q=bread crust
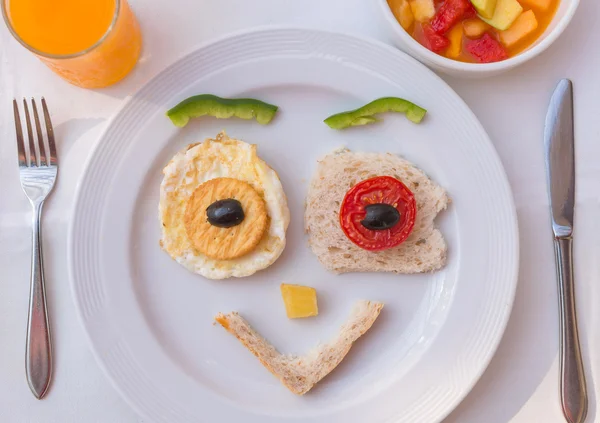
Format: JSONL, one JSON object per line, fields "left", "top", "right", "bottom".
{"left": 215, "top": 300, "right": 384, "bottom": 395}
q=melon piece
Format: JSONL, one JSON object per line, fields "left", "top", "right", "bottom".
{"left": 499, "top": 10, "right": 538, "bottom": 47}
{"left": 390, "top": 0, "right": 415, "bottom": 30}
{"left": 447, "top": 24, "right": 464, "bottom": 58}
{"left": 463, "top": 18, "right": 490, "bottom": 37}
{"left": 470, "top": 0, "right": 498, "bottom": 19}
{"left": 481, "top": 0, "right": 523, "bottom": 30}
{"left": 519, "top": 0, "right": 552, "bottom": 11}
{"left": 410, "top": 0, "right": 436, "bottom": 22}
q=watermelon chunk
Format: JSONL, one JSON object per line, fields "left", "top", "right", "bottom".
{"left": 466, "top": 33, "right": 508, "bottom": 62}
{"left": 431, "top": 0, "right": 477, "bottom": 35}
{"left": 422, "top": 24, "right": 450, "bottom": 53}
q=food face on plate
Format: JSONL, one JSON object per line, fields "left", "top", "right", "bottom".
{"left": 158, "top": 94, "right": 447, "bottom": 395}
{"left": 388, "top": 0, "right": 559, "bottom": 63}
{"left": 159, "top": 131, "right": 290, "bottom": 279}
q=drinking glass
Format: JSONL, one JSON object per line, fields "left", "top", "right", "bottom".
{"left": 2, "top": 0, "right": 142, "bottom": 88}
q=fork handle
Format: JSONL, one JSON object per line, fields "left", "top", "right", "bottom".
{"left": 25, "top": 201, "right": 52, "bottom": 399}
{"left": 555, "top": 236, "right": 587, "bottom": 423}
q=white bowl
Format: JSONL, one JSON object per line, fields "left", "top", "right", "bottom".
{"left": 378, "top": 0, "right": 580, "bottom": 77}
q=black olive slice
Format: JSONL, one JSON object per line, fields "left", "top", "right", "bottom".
{"left": 206, "top": 199, "right": 245, "bottom": 228}
{"left": 360, "top": 203, "right": 400, "bottom": 231}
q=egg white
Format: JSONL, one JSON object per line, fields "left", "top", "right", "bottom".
{"left": 159, "top": 132, "right": 290, "bottom": 279}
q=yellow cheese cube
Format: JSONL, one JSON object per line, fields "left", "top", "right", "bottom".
{"left": 280, "top": 284, "right": 318, "bottom": 319}
{"left": 447, "top": 24, "right": 464, "bottom": 58}
{"left": 500, "top": 10, "right": 538, "bottom": 47}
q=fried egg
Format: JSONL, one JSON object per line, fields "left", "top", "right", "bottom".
{"left": 159, "top": 131, "right": 290, "bottom": 279}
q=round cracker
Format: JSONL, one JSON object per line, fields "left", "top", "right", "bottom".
{"left": 184, "top": 178, "right": 268, "bottom": 260}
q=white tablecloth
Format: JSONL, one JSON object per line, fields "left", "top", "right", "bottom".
{"left": 1, "top": 1, "right": 599, "bottom": 422}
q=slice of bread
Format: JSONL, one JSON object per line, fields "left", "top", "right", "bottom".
{"left": 215, "top": 300, "right": 384, "bottom": 395}
{"left": 305, "top": 149, "right": 449, "bottom": 274}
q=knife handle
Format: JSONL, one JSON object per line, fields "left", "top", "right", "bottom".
{"left": 554, "top": 236, "right": 587, "bottom": 423}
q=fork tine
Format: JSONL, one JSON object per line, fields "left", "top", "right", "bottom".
{"left": 31, "top": 99, "right": 48, "bottom": 167}
{"left": 22, "top": 99, "right": 38, "bottom": 167}
{"left": 13, "top": 100, "right": 27, "bottom": 167}
{"left": 41, "top": 98, "right": 57, "bottom": 166}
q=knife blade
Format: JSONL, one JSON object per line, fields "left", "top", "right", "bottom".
{"left": 545, "top": 78, "right": 575, "bottom": 239}
{"left": 544, "top": 79, "right": 588, "bottom": 423}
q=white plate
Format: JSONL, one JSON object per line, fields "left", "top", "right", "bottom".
{"left": 69, "top": 28, "right": 519, "bottom": 423}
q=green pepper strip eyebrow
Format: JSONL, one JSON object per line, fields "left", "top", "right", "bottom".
{"left": 324, "top": 97, "right": 427, "bottom": 130}
{"left": 166, "top": 94, "right": 279, "bottom": 127}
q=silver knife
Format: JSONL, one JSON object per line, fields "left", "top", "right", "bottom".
{"left": 544, "top": 79, "right": 588, "bottom": 423}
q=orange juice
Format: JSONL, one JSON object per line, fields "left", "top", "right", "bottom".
{"left": 3, "top": 0, "right": 142, "bottom": 88}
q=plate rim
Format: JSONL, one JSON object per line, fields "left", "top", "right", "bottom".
{"left": 68, "top": 25, "right": 520, "bottom": 423}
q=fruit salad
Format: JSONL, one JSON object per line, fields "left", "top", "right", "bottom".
{"left": 388, "top": 0, "right": 559, "bottom": 63}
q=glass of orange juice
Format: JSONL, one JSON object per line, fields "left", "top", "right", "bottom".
{"left": 2, "top": 0, "right": 142, "bottom": 88}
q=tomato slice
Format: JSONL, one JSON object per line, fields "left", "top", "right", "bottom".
{"left": 340, "top": 176, "right": 417, "bottom": 251}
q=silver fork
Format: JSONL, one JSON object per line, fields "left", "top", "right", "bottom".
{"left": 13, "top": 98, "right": 57, "bottom": 399}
